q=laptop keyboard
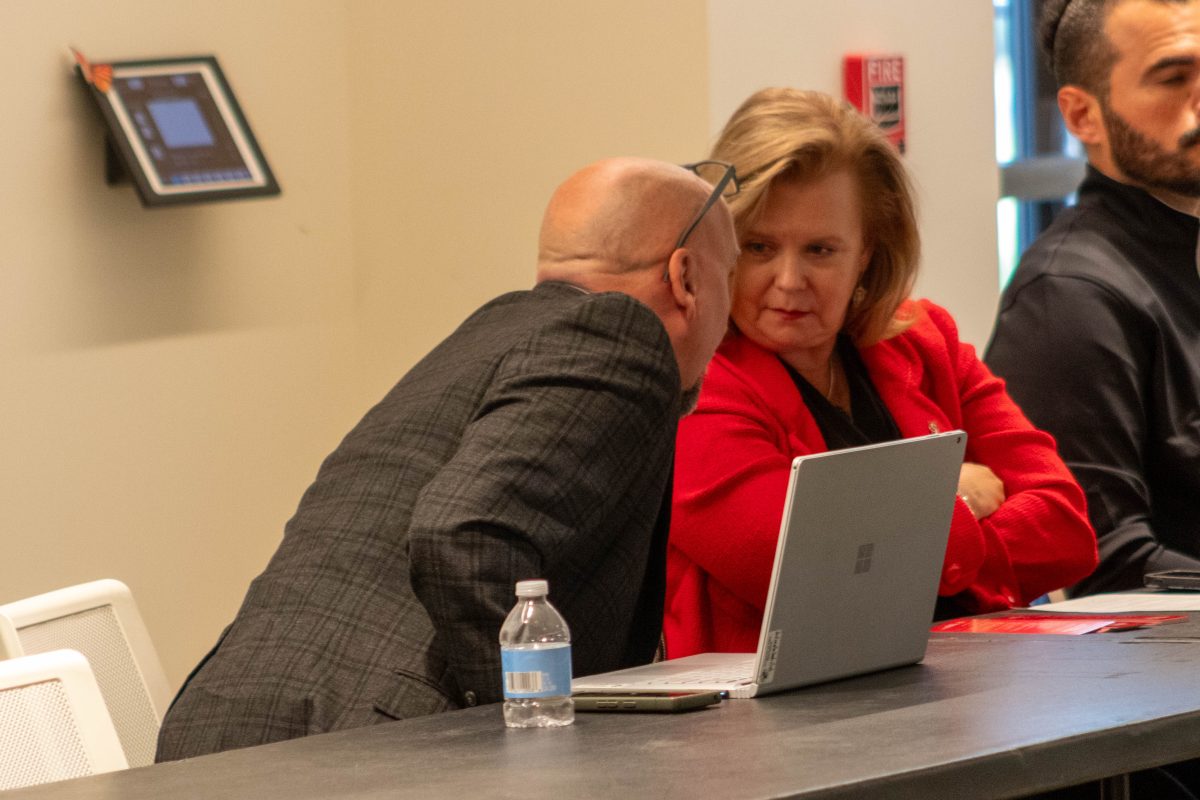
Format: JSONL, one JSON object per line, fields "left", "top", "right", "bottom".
{"left": 625, "top": 664, "right": 754, "bottom": 687}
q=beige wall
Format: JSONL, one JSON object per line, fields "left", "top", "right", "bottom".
{"left": 708, "top": 0, "right": 1001, "bottom": 348}
{"left": 346, "top": 0, "right": 711, "bottom": 403}
{"left": 0, "top": 0, "right": 361, "bottom": 687}
{"left": 0, "top": 1, "right": 997, "bottom": 693}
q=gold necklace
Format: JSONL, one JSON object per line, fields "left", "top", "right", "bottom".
{"left": 824, "top": 356, "right": 837, "bottom": 401}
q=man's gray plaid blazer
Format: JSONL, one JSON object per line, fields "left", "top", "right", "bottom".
{"left": 156, "top": 282, "right": 682, "bottom": 759}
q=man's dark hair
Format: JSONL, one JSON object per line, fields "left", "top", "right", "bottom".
{"left": 1040, "top": 0, "right": 1118, "bottom": 93}
{"left": 1040, "top": 0, "right": 1190, "bottom": 95}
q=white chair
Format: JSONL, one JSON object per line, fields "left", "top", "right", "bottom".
{"left": 0, "top": 614, "right": 19, "bottom": 662}
{"left": 0, "top": 649, "right": 127, "bottom": 791}
{"left": 0, "top": 580, "right": 170, "bottom": 768}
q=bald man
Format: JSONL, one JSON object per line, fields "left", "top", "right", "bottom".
{"left": 156, "top": 157, "right": 739, "bottom": 760}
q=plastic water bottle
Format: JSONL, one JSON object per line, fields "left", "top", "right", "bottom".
{"left": 499, "top": 579, "right": 574, "bottom": 727}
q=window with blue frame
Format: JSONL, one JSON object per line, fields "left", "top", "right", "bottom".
{"left": 994, "top": 0, "right": 1086, "bottom": 286}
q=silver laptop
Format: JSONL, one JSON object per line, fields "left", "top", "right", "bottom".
{"left": 572, "top": 431, "right": 966, "bottom": 699}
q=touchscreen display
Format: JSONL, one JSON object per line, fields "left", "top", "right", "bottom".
{"left": 80, "top": 55, "right": 279, "bottom": 206}
{"left": 115, "top": 72, "right": 254, "bottom": 188}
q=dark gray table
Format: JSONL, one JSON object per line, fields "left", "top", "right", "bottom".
{"left": 9, "top": 622, "right": 1200, "bottom": 799}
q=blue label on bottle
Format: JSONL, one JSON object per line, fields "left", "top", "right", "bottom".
{"left": 501, "top": 644, "right": 573, "bottom": 698}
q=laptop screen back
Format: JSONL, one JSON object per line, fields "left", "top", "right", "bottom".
{"left": 753, "top": 431, "right": 966, "bottom": 691}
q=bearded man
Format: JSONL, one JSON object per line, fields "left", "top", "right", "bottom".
{"left": 986, "top": 0, "right": 1200, "bottom": 596}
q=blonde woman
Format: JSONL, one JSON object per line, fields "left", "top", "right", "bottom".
{"left": 665, "top": 89, "right": 1097, "bottom": 658}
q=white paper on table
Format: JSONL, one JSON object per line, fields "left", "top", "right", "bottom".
{"left": 1036, "top": 592, "right": 1200, "bottom": 612}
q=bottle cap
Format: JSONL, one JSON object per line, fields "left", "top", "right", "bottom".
{"left": 515, "top": 579, "right": 548, "bottom": 597}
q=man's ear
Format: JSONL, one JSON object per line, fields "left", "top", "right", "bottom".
{"left": 1058, "top": 85, "right": 1105, "bottom": 145}
{"left": 665, "top": 248, "right": 698, "bottom": 320}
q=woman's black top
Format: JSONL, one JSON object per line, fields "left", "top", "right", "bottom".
{"left": 779, "top": 334, "right": 901, "bottom": 449}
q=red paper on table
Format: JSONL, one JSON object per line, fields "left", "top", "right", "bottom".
{"left": 1092, "top": 614, "right": 1186, "bottom": 632}
{"left": 931, "top": 613, "right": 1186, "bottom": 635}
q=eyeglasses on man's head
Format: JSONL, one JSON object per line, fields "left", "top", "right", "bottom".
{"left": 662, "top": 161, "right": 739, "bottom": 282}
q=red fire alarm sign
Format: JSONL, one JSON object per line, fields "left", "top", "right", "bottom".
{"left": 844, "top": 54, "right": 906, "bottom": 154}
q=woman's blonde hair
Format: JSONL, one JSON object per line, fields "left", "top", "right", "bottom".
{"left": 712, "top": 88, "right": 919, "bottom": 345}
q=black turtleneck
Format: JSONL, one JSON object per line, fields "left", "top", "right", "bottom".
{"left": 986, "top": 165, "right": 1200, "bottom": 596}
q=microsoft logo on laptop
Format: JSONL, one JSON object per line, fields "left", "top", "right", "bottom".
{"left": 854, "top": 543, "right": 875, "bottom": 575}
